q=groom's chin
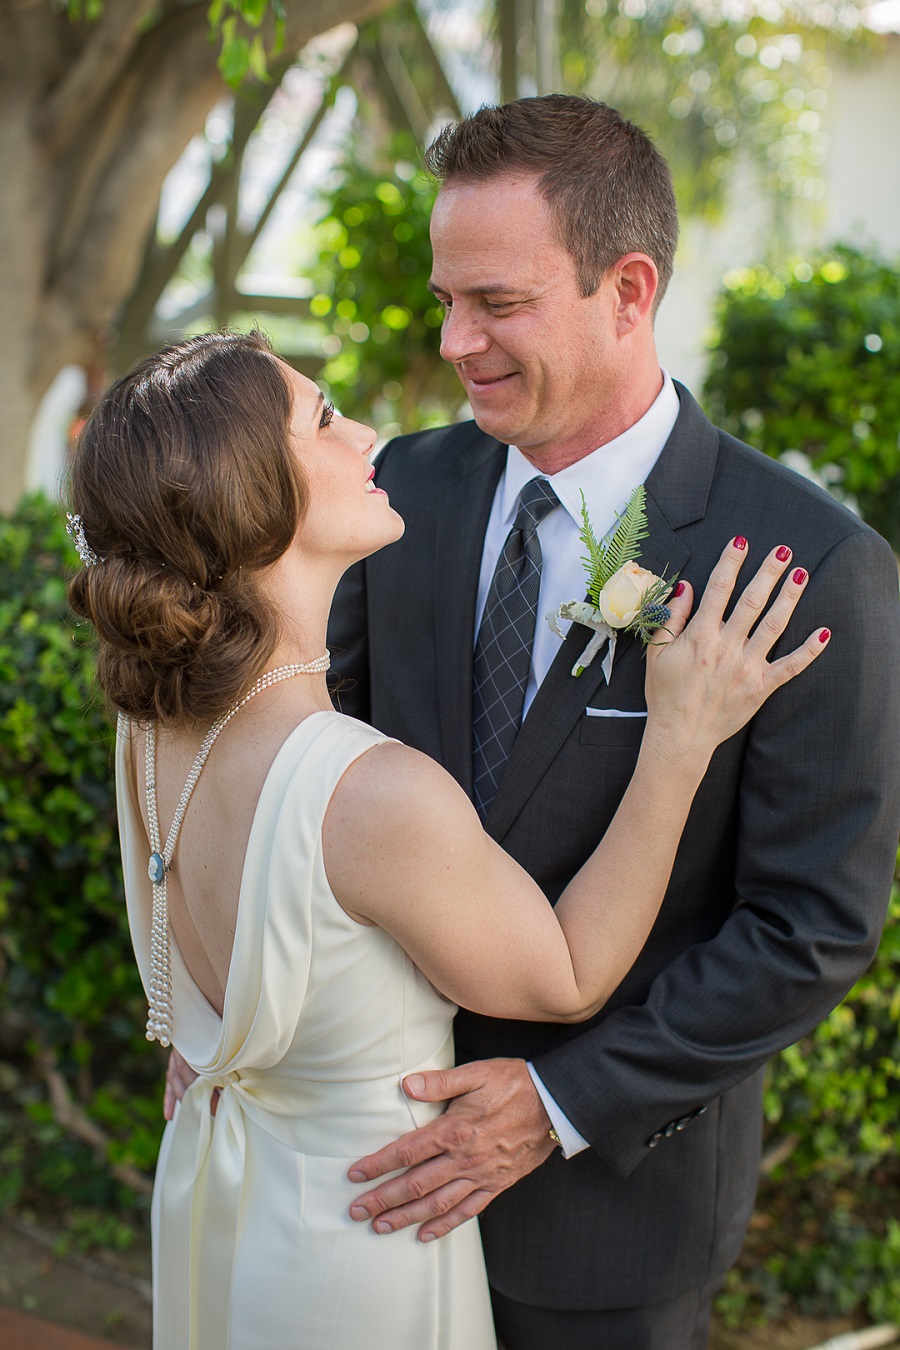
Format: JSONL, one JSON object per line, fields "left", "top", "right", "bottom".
{"left": 470, "top": 406, "right": 519, "bottom": 443}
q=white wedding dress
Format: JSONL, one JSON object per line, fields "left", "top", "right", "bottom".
{"left": 117, "top": 710, "right": 497, "bottom": 1350}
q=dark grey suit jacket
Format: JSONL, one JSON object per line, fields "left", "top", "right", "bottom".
{"left": 328, "top": 384, "right": 900, "bottom": 1310}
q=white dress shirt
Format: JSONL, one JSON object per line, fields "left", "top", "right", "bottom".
{"left": 473, "top": 371, "right": 680, "bottom": 1155}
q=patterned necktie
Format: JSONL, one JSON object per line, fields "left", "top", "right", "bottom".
{"left": 472, "top": 477, "right": 560, "bottom": 820}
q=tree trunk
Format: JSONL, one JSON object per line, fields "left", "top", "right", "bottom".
{"left": 0, "top": 0, "right": 394, "bottom": 512}
{"left": 0, "top": 62, "right": 55, "bottom": 510}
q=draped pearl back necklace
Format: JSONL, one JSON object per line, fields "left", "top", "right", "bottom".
{"left": 142, "top": 656, "right": 330, "bottom": 1046}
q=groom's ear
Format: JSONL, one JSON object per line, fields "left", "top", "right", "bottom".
{"left": 612, "top": 253, "right": 658, "bottom": 336}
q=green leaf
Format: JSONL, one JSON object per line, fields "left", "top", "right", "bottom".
{"left": 578, "top": 490, "right": 610, "bottom": 606}
{"left": 248, "top": 33, "right": 269, "bottom": 82}
{"left": 578, "top": 485, "right": 650, "bottom": 604}
{"left": 219, "top": 33, "right": 251, "bottom": 86}
{"left": 604, "top": 485, "right": 650, "bottom": 577}
{"left": 238, "top": 0, "right": 268, "bottom": 26}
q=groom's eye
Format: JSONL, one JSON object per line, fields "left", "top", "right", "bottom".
{"left": 319, "top": 401, "right": 335, "bottom": 429}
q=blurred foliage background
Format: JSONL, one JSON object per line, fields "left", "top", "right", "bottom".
{"left": 2, "top": 0, "right": 899, "bottom": 1336}
{"left": 706, "top": 243, "right": 900, "bottom": 550}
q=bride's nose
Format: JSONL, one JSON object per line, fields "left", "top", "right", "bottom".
{"left": 350, "top": 420, "right": 378, "bottom": 458}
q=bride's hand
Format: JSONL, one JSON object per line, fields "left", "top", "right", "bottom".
{"left": 643, "top": 538, "right": 830, "bottom": 762}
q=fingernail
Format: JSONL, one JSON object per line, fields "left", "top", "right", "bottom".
{"left": 420, "top": 1233, "right": 436, "bottom": 1244}
{"left": 348, "top": 1171, "right": 365, "bottom": 1183}
{"left": 404, "top": 1075, "right": 425, "bottom": 1097}
{"left": 819, "top": 628, "right": 831, "bottom": 644}
{"left": 374, "top": 1220, "right": 391, "bottom": 1234}
{"left": 776, "top": 546, "right": 791, "bottom": 562}
{"left": 350, "top": 1204, "right": 368, "bottom": 1219}
{"left": 793, "top": 568, "right": 807, "bottom": 585}
{"left": 733, "top": 536, "right": 747, "bottom": 551}
{"left": 673, "top": 581, "right": 686, "bottom": 598}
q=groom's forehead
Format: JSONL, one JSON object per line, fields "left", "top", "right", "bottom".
{"left": 428, "top": 181, "right": 567, "bottom": 279}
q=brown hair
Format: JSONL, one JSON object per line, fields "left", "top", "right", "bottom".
{"left": 66, "top": 330, "right": 305, "bottom": 727}
{"left": 424, "top": 94, "right": 679, "bottom": 306}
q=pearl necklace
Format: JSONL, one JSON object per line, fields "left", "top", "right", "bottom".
{"left": 143, "top": 656, "right": 330, "bottom": 1046}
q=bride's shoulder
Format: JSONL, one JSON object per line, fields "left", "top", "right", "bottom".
{"left": 323, "top": 736, "right": 484, "bottom": 923}
{"left": 325, "top": 734, "right": 477, "bottom": 854}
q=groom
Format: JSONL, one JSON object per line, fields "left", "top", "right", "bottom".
{"left": 327, "top": 96, "right": 900, "bottom": 1348}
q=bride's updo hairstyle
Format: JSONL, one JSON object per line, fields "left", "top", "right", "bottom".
{"left": 67, "top": 330, "right": 306, "bottom": 727}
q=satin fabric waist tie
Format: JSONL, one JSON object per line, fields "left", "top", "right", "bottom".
{"left": 153, "top": 1038, "right": 454, "bottom": 1350}
{"left": 156, "top": 1073, "right": 253, "bottom": 1350}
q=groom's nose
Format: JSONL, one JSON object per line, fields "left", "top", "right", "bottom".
{"left": 439, "top": 303, "right": 491, "bottom": 364}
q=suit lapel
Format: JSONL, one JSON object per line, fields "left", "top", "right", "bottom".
{"left": 485, "top": 383, "right": 720, "bottom": 842}
{"left": 433, "top": 432, "right": 506, "bottom": 795}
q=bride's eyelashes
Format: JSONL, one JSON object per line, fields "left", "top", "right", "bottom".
{"left": 320, "top": 400, "right": 335, "bottom": 429}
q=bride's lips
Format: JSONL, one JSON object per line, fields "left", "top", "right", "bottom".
{"left": 365, "top": 466, "right": 387, "bottom": 498}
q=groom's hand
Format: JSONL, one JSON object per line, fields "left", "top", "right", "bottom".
{"left": 163, "top": 1048, "right": 220, "bottom": 1119}
{"left": 347, "top": 1057, "right": 557, "bottom": 1241}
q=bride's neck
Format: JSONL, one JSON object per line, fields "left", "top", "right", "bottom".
{"left": 258, "top": 546, "right": 337, "bottom": 704}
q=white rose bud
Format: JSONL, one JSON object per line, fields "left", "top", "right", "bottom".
{"left": 597, "top": 561, "right": 667, "bottom": 629}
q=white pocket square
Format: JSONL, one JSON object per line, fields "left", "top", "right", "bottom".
{"left": 585, "top": 708, "right": 648, "bottom": 718}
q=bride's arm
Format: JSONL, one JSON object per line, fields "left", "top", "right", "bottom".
{"left": 324, "top": 541, "right": 829, "bottom": 1023}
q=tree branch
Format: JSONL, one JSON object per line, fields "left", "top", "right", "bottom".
{"left": 48, "top": 0, "right": 396, "bottom": 340}
{"left": 115, "top": 73, "right": 283, "bottom": 364}
{"left": 376, "top": 30, "right": 432, "bottom": 143}
{"left": 404, "top": 0, "right": 462, "bottom": 118}
{"left": 39, "top": 0, "right": 171, "bottom": 158}
{"left": 234, "top": 40, "right": 358, "bottom": 271}
{"left": 37, "top": 1047, "right": 154, "bottom": 1199}
{"left": 759, "top": 1131, "right": 800, "bottom": 1177}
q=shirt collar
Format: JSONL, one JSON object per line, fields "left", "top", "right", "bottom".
{"left": 498, "top": 370, "right": 680, "bottom": 529}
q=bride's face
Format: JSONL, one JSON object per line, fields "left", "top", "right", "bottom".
{"left": 280, "top": 362, "right": 404, "bottom": 564}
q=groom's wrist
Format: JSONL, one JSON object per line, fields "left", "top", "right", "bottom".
{"left": 526, "top": 1063, "right": 590, "bottom": 1158}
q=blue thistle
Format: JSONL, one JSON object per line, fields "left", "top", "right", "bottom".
{"left": 630, "top": 589, "right": 674, "bottom": 645}
{"left": 641, "top": 601, "right": 671, "bottom": 629}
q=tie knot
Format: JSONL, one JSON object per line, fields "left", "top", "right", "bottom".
{"left": 514, "top": 477, "right": 559, "bottom": 533}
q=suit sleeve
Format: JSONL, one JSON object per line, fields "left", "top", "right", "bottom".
{"left": 532, "top": 525, "right": 900, "bottom": 1176}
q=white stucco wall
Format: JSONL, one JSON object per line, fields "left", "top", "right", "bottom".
{"left": 657, "top": 32, "right": 900, "bottom": 397}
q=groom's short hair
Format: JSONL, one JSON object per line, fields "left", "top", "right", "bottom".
{"left": 424, "top": 94, "right": 679, "bottom": 307}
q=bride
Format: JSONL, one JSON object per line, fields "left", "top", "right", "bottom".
{"left": 66, "top": 330, "right": 827, "bottom": 1350}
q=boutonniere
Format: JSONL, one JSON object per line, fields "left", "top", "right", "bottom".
{"left": 546, "top": 485, "right": 674, "bottom": 683}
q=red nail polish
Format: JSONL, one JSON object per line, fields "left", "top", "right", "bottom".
{"left": 776, "top": 546, "right": 791, "bottom": 562}
{"left": 819, "top": 628, "right": 831, "bottom": 644}
{"left": 733, "top": 536, "right": 747, "bottom": 551}
{"left": 673, "top": 581, "right": 685, "bottom": 598}
{"left": 793, "top": 568, "right": 807, "bottom": 585}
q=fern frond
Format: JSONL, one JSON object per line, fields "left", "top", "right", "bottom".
{"left": 604, "top": 485, "right": 650, "bottom": 577}
{"left": 578, "top": 490, "right": 609, "bottom": 605}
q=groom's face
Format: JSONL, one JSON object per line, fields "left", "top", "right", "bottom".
{"left": 429, "top": 173, "right": 627, "bottom": 468}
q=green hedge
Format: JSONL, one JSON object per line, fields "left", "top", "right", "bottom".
{"left": 704, "top": 243, "right": 900, "bottom": 1322}
{"left": 719, "top": 864, "right": 900, "bottom": 1327}
{"left": 704, "top": 242, "right": 900, "bottom": 550}
{"left": 0, "top": 494, "right": 162, "bottom": 1241}
{"left": 1, "top": 493, "right": 898, "bottom": 1322}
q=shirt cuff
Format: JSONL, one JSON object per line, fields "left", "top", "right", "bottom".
{"left": 526, "top": 1062, "right": 590, "bottom": 1158}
